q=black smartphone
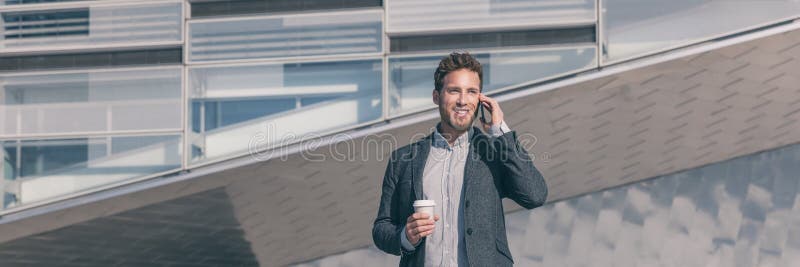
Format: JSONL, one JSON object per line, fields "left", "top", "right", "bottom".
{"left": 479, "top": 101, "right": 491, "bottom": 124}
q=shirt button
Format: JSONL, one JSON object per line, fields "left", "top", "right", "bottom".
{"left": 465, "top": 200, "right": 470, "bottom": 208}
{"left": 467, "top": 228, "right": 473, "bottom": 235}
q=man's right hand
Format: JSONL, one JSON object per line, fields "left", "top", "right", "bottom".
{"left": 405, "top": 213, "right": 439, "bottom": 246}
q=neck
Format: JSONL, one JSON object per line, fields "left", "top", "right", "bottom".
{"left": 437, "top": 122, "right": 468, "bottom": 146}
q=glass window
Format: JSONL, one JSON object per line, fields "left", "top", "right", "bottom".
{"left": 389, "top": 47, "right": 597, "bottom": 115}
{"left": 300, "top": 96, "right": 336, "bottom": 107}
{"left": 190, "top": 0, "right": 382, "bottom": 18}
{"left": 3, "top": 134, "right": 182, "bottom": 207}
{"left": 0, "top": 67, "right": 182, "bottom": 137}
{"left": 0, "top": 48, "right": 182, "bottom": 72}
{"left": 390, "top": 27, "right": 595, "bottom": 53}
{"left": 2, "top": 9, "right": 90, "bottom": 39}
{"left": 386, "top": 0, "right": 596, "bottom": 35}
{"left": 188, "top": 10, "right": 382, "bottom": 63}
{"left": 1, "top": 0, "right": 93, "bottom": 5}
{"left": 0, "top": 1, "right": 182, "bottom": 53}
{"left": 603, "top": 0, "right": 800, "bottom": 63}
{"left": 188, "top": 59, "right": 382, "bottom": 164}
{"left": 193, "top": 99, "right": 297, "bottom": 132}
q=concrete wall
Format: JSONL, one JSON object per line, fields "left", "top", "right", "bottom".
{"left": 297, "top": 141, "right": 800, "bottom": 266}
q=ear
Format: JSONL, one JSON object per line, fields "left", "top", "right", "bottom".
{"left": 432, "top": 89, "right": 440, "bottom": 105}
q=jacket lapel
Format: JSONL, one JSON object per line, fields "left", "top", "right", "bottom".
{"left": 463, "top": 127, "right": 483, "bottom": 195}
{"left": 411, "top": 134, "right": 432, "bottom": 201}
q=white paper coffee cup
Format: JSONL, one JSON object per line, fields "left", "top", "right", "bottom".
{"left": 413, "top": 200, "right": 436, "bottom": 220}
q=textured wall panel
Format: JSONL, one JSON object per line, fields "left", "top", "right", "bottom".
{"left": 297, "top": 140, "right": 800, "bottom": 267}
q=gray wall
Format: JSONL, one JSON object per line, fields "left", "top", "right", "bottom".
{"left": 297, "top": 142, "right": 800, "bottom": 266}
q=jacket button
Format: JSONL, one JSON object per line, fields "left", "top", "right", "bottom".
{"left": 466, "top": 228, "right": 473, "bottom": 235}
{"left": 465, "top": 200, "right": 470, "bottom": 208}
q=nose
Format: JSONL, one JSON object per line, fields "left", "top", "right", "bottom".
{"left": 456, "top": 93, "right": 465, "bottom": 105}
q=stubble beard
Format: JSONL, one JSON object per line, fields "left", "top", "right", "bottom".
{"left": 439, "top": 104, "right": 477, "bottom": 132}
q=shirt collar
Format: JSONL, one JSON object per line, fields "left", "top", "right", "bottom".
{"left": 432, "top": 123, "right": 472, "bottom": 149}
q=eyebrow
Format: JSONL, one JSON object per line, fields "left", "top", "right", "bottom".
{"left": 445, "top": 86, "right": 479, "bottom": 91}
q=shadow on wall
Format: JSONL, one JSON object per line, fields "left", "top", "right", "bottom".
{"left": 0, "top": 188, "right": 259, "bottom": 267}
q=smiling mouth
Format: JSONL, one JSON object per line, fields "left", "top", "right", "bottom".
{"left": 454, "top": 108, "right": 470, "bottom": 117}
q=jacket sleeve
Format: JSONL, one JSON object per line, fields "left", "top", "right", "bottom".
{"left": 492, "top": 130, "right": 548, "bottom": 209}
{"left": 372, "top": 150, "right": 405, "bottom": 255}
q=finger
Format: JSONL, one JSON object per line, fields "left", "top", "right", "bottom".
{"left": 415, "top": 213, "right": 431, "bottom": 220}
{"left": 482, "top": 101, "right": 493, "bottom": 112}
{"left": 481, "top": 104, "right": 491, "bottom": 114}
{"left": 434, "top": 215, "right": 440, "bottom": 221}
{"left": 492, "top": 100, "right": 500, "bottom": 114}
{"left": 479, "top": 95, "right": 490, "bottom": 106}
{"left": 412, "top": 224, "right": 430, "bottom": 233}
{"left": 487, "top": 101, "right": 498, "bottom": 111}
{"left": 415, "top": 226, "right": 429, "bottom": 235}
{"left": 416, "top": 219, "right": 434, "bottom": 226}
{"left": 414, "top": 225, "right": 434, "bottom": 234}
{"left": 408, "top": 219, "right": 431, "bottom": 229}
{"left": 414, "top": 228, "right": 433, "bottom": 236}
{"left": 484, "top": 97, "right": 499, "bottom": 108}
{"left": 406, "top": 230, "right": 416, "bottom": 243}
{"left": 409, "top": 213, "right": 429, "bottom": 222}
{"left": 418, "top": 229, "right": 434, "bottom": 237}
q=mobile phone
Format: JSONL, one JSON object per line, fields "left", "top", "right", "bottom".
{"left": 479, "top": 101, "right": 491, "bottom": 124}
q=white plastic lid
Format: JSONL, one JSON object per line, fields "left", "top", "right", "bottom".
{"left": 413, "top": 199, "right": 436, "bottom": 207}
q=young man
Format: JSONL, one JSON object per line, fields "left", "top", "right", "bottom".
{"left": 372, "top": 52, "right": 548, "bottom": 266}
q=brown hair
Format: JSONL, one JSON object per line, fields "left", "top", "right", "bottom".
{"left": 434, "top": 52, "right": 483, "bottom": 92}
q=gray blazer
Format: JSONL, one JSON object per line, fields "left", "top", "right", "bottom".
{"left": 372, "top": 126, "right": 548, "bottom": 266}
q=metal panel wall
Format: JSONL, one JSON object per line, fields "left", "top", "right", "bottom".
{"left": 295, "top": 141, "right": 800, "bottom": 267}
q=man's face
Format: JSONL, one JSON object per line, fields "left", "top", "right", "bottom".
{"left": 433, "top": 69, "right": 481, "bottom": 132}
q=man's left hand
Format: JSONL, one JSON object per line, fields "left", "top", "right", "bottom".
{"left": 478, "top": 94, "right": 504, "bottom": 132}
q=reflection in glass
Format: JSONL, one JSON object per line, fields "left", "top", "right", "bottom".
{"left": 190, "top": 0, "right": 382, "bottom": 18}
{"left": 386, "top": 0, "right": 595, "bottom": 34}
{"left": 188, "top": 10, "right": 382, "bottom": 63}
{"left": 388, "top": 47, "right": 597, "bottom": 115}
{"left": 0, "top": 48, "right": 183, "bottom": 72}
{"left": 603, "top": 0, "right": 800, "bottom": 62}
{"left": 188, "top": 59, "right": 382, "bottom": 164}
{"left": 0, "top": 67, "right": 182, "bottom": 137}
{"left": 1, "top": 135, "right": 182, "bottom": 208}
{"left": 1, "top": 0, "right": 88, "bottom": 5}
{"left": 0, "top": 2, "right": 182, "bottom": 51}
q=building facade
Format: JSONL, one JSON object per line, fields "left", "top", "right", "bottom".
{"left": 1, "top": 0, "right": 800, "bottom": 266}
